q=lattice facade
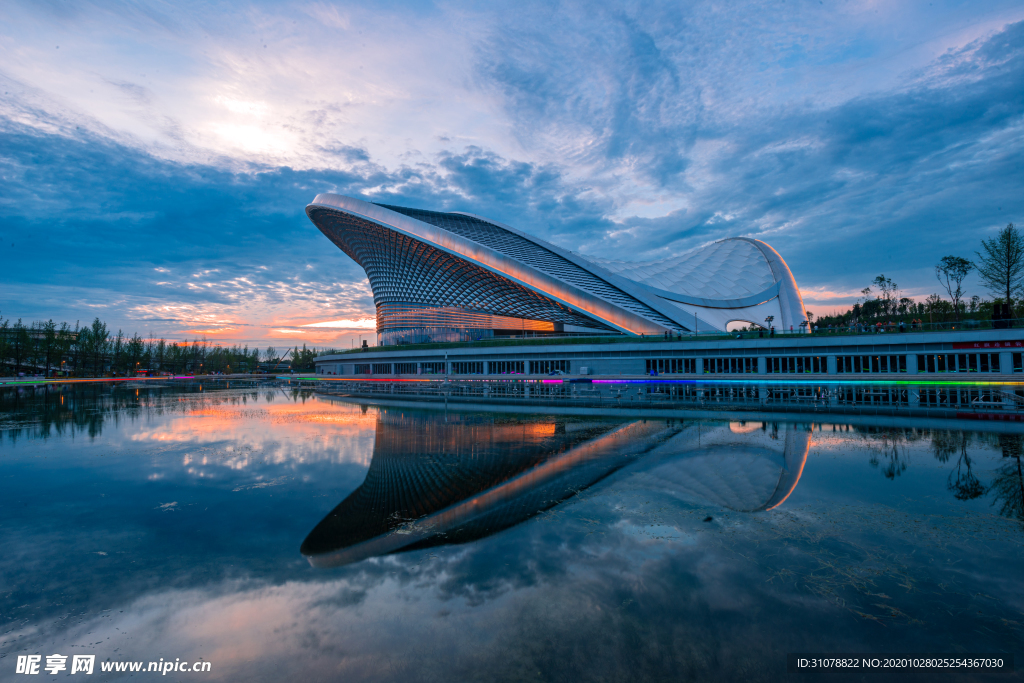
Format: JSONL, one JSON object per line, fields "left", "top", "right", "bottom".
{"left": 306, "top": 194, "right": 809, "bottom": 342}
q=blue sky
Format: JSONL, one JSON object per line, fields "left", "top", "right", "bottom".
{"left": 1, "top": 0, "right": 1022, "bottom": 347}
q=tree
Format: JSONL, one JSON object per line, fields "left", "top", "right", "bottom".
{"left": 935, "top": 256, "right": 973, "bottom": 322}
{"left": 90, "top": 317, "right": 109, "bottom": 376}
{"left": 925, "top": 293, "right": 942, "bottom": 324}
{"left": 975, "top": 223, "right": 1024, "bottom": 313}
{"left": 55, "top": 322, "right": 74, "bottom": 375}
{"left": 0, "top": 315, "right": 10, "bottom": 375}
{"left": 12, "top": 320, "right": 29, "bottom": 374}
{"left": 872, "top": 275, "right": 898, "bottom": 317}
{"left": 113, "top": 330, "right": 129, "bottom": 375}
{"left": 291, "top": 344, "right": 320, "bottom": 370}
{"left": 40, "top": 320, "right": 57, "bottom": 376}
{"left": 126, "top": 333, "right": 145, "bottom": 373}
{"left": 991, "top": 435, "right": 1024, "bottom": 523}
{"left": 155, "top": 339, "right": 167, "bottom": 372}
{"left": 74, "top": 324, "right": 90, "bottom": 377}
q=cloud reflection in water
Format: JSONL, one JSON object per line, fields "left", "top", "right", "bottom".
{"left": 3, "top": 389, "right": 1023, "bottom": 682}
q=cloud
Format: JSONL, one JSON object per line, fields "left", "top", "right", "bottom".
{"left": 1, "top": 1, "right": 1023, "bottom": 338}
{"left": 555, "top": 18, "right": 1024, "bottom": 300}
{"left": 301, "top": 319, "right": 376, "bottom": 329}
{"left": 0, "top": 119, "right": 615, "bottom": 344}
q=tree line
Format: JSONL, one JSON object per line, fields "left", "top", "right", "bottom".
{"left": 813, "top": 223, "right": 1022, "bottom": 327}
{"left": 0, "top": 316, "right": 340, "bottom": 377}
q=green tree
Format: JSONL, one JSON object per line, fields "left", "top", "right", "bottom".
{"left": 90, "top": 318, "right": 109, "bottom": 376}
{"left": 991, "top": 435, "right": 1024, "bottom": 523}
{"left": 975, "top": 223, "right": 1024, "bottom": 313}
{"left": 167, "top": 341, "right": 181, "bottom": 374}
{"left": 935, "top": 256, "right": 973, "bottom": 322}
{"left": 0, "top": 315, "right": 10, "bottom": 375}
{"left": 55, "top": 322, "right": 74, "bottom": 375}
{"left": 155, "top": 339, "right": 167, "bottom": 373}
{"left": 925, "top": 293, "right": 943, "bottom": 324}
{"left": 74, "top": 324, "right": 90, "bottom": 377}
{"left": 40, "top": 320, "right": 57, "bottom": 376}
{"left": 126, "top": 333, "right": 145, "bottom": 374}
{"left": 871, "top": 275, "right": 899, "bottom": 317}
{"left": 12, "top": 320, "right": 29, "bottom": 375}
{"left": 111, "top": 330, "right": 126, "bottom": 375}
{"left": 290, "top": 344, "right": 319, "bottom": 371}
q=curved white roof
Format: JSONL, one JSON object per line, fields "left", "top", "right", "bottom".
{"left": 591, "top": 239, "right": 775, "bottom": 301}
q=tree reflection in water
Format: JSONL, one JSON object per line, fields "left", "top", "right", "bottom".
{"left": 937, "top": 432, "right": 986, "bottom": 501}
{"left": 861, "top": 427, "right": 918, "bottom": 479}
{"left": 991, "top": 434, "right": 1024, "bottom": 523}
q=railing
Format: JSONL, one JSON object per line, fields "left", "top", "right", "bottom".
{"left": 314, "top": 380, "right": 1024, "bottom": 415}
{"left": 810, "top": 318, "right": 1020, "bottom": 335}
{"left": 319, "top": 318, "right": 1024, "bottom": 357}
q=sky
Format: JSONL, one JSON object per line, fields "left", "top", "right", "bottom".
{"left": 1, "top": 0, "right": 1022, "bottom": 349}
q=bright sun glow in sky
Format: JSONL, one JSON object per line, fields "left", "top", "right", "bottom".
{"left": 1, "top": 0, "right": 1022, "bottom": 347}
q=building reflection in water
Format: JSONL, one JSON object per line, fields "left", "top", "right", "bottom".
{"left": 626, "top": 420, "right": 809, "bottom": 513}
{"left": 301, "top": 411, "right": 809, "bottom": 567}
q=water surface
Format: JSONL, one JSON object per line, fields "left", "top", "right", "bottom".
{"left": 1, "top": 384, "right": 1022, "bottom": 681}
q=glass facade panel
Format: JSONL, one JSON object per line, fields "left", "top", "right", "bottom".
{"left": 490, "top": 360, "right": 525, "bottom": 374}
{"left": 451, "top": 361, "right": 484, "bottom": 374}
{"left": 701, "top": 357, "right": 757, "bottom": 374}
{"left": 530, "top": 360, "right": 569, "bottom": 375}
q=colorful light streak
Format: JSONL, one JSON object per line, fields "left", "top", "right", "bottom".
{"left": 7, "top": 375, "right": 1024, "bottom": 388}
{"left": 291, "top": 376, "right": 1024, "bottom": 387}
{"left": 1, "top": 376, "right": 205, "bottom": 386}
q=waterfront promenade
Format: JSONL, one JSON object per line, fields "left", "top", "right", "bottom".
{"left": 0, "top": 373, "right": 279, "bottom": 387}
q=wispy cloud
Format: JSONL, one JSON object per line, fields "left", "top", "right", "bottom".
{"left": 1, "top": 1, "right": 1022, "bottom": 343}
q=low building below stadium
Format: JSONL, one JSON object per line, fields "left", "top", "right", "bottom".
{"left": 313, "top": 329, "right": 1024, "bottom": 380}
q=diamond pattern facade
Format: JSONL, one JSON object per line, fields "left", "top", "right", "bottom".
{"left": 306, "top": 194, "right": 808, "bottom": 342}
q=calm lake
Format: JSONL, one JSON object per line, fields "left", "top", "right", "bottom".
{"left": 1, "top": 384, "right": 1022, "bottom": 682}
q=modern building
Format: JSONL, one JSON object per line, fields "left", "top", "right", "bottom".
{"left": 311, "top": 328, "right": 1024, "bottom": 379}
{"left": 306, "top": 193, "right": 809, "bottom": 346}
